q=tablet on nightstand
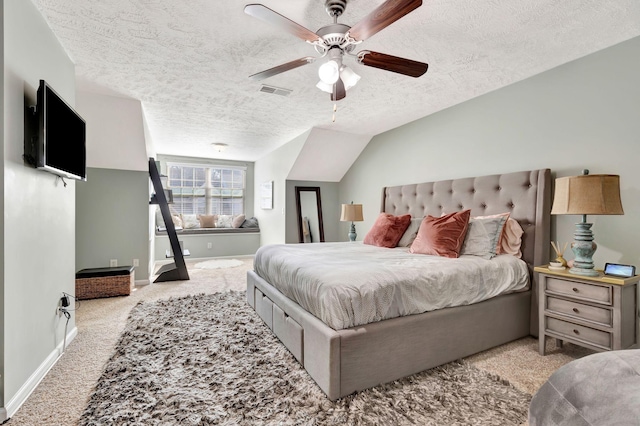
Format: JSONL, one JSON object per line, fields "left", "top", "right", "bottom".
{"left": 604, "top": 263, "right": 636, "bottom": 278}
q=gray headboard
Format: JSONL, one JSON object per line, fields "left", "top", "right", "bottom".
{"left": 381, "top": 169, "right": 551, "bottom": 335}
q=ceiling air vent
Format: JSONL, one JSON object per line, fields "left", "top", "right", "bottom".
{"left": 259, "top": 84, "right": 292, "bottom": 97}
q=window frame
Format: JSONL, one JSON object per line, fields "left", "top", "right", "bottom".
{"left": 166, "top": 162, "right": 246, "bottom": 216}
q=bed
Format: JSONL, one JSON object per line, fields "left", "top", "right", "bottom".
{"left": 247, "top": 168, "right": 551, "bottom": 400}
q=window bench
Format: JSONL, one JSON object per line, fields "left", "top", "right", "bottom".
{"left": 154, "top": 228, "right": 260, "bottom": 260}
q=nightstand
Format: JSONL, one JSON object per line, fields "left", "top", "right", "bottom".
{"left": 535, "top": 265, "right": 639, "bottom": 355}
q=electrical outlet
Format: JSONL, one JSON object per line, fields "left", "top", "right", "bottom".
{"left": 207, "top": 242, "right": 212, "bottom": 249}
{"left": 110, "top": 259, "right": 118, "bottom": 267}
{"left": 58, "top": 295, "right": 70, "bottom": 316}
{"left": 133, "top": 259, "right": 139, "bottom": 267}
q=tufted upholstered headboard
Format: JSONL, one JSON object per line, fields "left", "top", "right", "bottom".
{"left": 381, "top": 169, "right": 551, "bottom": 335}
{"left": 381, "top": 169, "right": 551, "bottom": 271}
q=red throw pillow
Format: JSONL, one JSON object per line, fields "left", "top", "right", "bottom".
{"left": 410, "top": 210, "right": 471, "bottom": 258}
{"left": 363, "top": 213, "right": 412, "bottom": 248}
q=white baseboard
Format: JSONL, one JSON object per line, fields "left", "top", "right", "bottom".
{"left": 135, "top": 279, "right": 150, "bottom": 286}
{"left": 0, "top": 326, "right": 78, "bottom": 422}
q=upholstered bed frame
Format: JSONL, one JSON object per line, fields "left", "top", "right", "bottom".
{"left": 247, "top": 168, "right": 551, "bottom": 400}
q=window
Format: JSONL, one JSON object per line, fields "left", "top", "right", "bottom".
{"left": 167, "top": 163, "right": 245, "bottom": 216}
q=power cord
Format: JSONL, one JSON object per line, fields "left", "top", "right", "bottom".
{"left": 61, "top": 308, "right": 71, "bottom": 354}
{"left": 58, "top": 292, "right": 79, "bottom": 354}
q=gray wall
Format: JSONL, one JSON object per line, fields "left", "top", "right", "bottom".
{"left": 340, "top": 36, "right": 640, "bottom": 268}
{"left": 1, "top": 0, "right": 76, "bottom": 416}
{"left": 285, "top": 180, "right": 340, "bottom": 243}
{"left": 0, "top": 1, "right": 5, "bottom": 413}
{"left": 76, "top": 168, "right": 150, "bottom": 280}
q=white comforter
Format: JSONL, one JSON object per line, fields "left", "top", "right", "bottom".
{"left": 254, "top": 242, "right": 529, "bottom": 330}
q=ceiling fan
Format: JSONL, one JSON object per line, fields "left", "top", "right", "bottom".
{"left": 245, "top": 0, "right": 428, "bottom": 101}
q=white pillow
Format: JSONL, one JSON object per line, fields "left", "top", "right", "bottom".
{"left": 397, "top": 217, "right": 423, "bottom": 247}
{"left": 460, "top": 215, "right": 509, "bottom": 259}
{"left": 180, "top": 214, "right": 200, "bottom": 229}
{"left": 217, "top": 214, "right": 234, "bottom": 228}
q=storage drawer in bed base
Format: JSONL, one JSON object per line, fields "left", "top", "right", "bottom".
{"left": 273, "top": 304, "right": 304, "bottom": 363}
{"left": 248, "top": 280, "right": 305, "bottom": 365}
{"left": 254, "top": 287, "right": 273, "bottom": 329}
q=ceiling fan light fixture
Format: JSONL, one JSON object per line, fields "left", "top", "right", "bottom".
{"left": 318, "top": 59, "right": 340, "bottom": 84}
{"left": 316, "top": 80, "right": 334, "bottom": 93}
{"left": 340, "top": 65, "right": 360, "bottom": 90}
{"left": 246, "top": 1, "right": 428, "bottom": 104}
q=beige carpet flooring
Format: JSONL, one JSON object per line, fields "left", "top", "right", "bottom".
{"left": 7, "top": 257, "right": 594, "bottom": 425}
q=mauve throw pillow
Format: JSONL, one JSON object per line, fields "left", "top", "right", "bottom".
{"left": 232, "top": 214, "right": 246, "bottom": 228}
{"left": 198, "top": 214, "right": 217, "bottom": 228}
{"left": 363, "top": 213, "right": 412, "bottom": 248}
{"left": 498, "top": 217, "right": 524, "bottom": 258}
{"left": 410, "top": 210, "right": 471, "bottom": 258}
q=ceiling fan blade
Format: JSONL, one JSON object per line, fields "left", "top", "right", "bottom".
{"left": 244, "top": 4, "right": 321, "bottom": 43}
{"left": 249, "top": 57, "right": 316, "bottom": 81}
{"left": 348, "top": 0, "right": 422, "bottom": 41}
{"left": 358, "top": 51, "right": 428, "bottom": 77}
{"left": 331, "top": 79, "right": 346, "bottom": 101}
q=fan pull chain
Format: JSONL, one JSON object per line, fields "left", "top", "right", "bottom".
{"left": 332, "top": 103, "right": 337, "bottom": 122}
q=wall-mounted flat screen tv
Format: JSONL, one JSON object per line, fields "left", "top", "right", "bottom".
{"left": 35, "top": 80, "right": 87, "bottom": 181}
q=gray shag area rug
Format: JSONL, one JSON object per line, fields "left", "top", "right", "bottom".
{"left": 80, "top": 292, "right": 531, "bottom": 425}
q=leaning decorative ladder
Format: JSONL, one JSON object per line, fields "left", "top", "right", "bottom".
{"left": 148, "top": 158, "right": 190, "bottom": 282}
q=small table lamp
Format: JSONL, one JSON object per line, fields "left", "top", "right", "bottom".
{"left": 551, "top": 170, "right": 624, "bottom": 276}
{"left": 340, "top": 202, "right": 364, "bottom": 242}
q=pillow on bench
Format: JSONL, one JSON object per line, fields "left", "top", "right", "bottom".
{"left": 155, "top": 208, "right": 258, "bottom": 231}
{"left": 198, "top": 214, "right": 217, "bottom": 228}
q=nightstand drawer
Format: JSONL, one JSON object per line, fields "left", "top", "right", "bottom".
{"left": 546, "top": 297, "right": 612, "bottom": 327}
{"left": 546, "top": 317, "right": 611, "bottom": 349}
{"left": 546, "top": 278, "right": 611, "bottom": 305}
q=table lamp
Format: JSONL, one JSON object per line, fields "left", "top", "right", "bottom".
{"left": 340, "top": 202, "right": 364, "bottom": 242}
{"left": 550, "top": 170, "right": 624, "bottom": 276}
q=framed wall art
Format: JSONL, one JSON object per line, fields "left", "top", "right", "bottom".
{"left": 260, "top": 181, "right": 273, "bottom": 209}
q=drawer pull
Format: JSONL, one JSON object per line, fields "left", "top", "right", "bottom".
{"left": 573, "top": 308, "right": 580, "bottom": 314}
{"left": 573, "top": 329, "right": 580, "bottom": 335}
{"left": 572, "top": 288, "right": 579, "bottom": 293}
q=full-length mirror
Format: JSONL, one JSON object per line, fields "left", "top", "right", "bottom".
{"left": 295, "top": 186, "right": 325, "bottom": 243}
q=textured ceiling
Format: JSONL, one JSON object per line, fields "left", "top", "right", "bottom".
{"left": 31, "top": 0, "right": 640, "bottom": 161}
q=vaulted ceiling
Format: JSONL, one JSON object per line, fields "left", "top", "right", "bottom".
{"left": 31, "top": 0, "right": 640, "bottom": 161}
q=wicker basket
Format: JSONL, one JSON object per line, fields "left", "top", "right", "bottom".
{"left": 75, "top": 268, "right": 134, "bottom": 300}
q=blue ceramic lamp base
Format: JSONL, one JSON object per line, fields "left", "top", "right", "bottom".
{"left": 348, "top": 222, "right": 357, "bottom": 242}
{"left": 569, "top": 221, "right": 599, "bottom": 277}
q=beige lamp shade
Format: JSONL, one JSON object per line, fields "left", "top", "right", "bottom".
{"left": 340, "top": 203, "right": 364, "bottom": 222}
{"left": 551, "top": 174, "right": 624, "bottom": 215}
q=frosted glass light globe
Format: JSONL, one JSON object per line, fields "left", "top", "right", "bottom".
{"left": 318, "top": 60, "right": 340, "bottom": 84}
{"left": 340, "top": 66, "right": 360, "bottom": 90}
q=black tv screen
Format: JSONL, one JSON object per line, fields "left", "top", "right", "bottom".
{"left": 36, "top": 80, "right": 87, "bottom": 181}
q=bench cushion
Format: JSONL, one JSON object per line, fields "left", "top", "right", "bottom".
{"left": 76, "top": 266, "right": 135, "bottom": 279}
